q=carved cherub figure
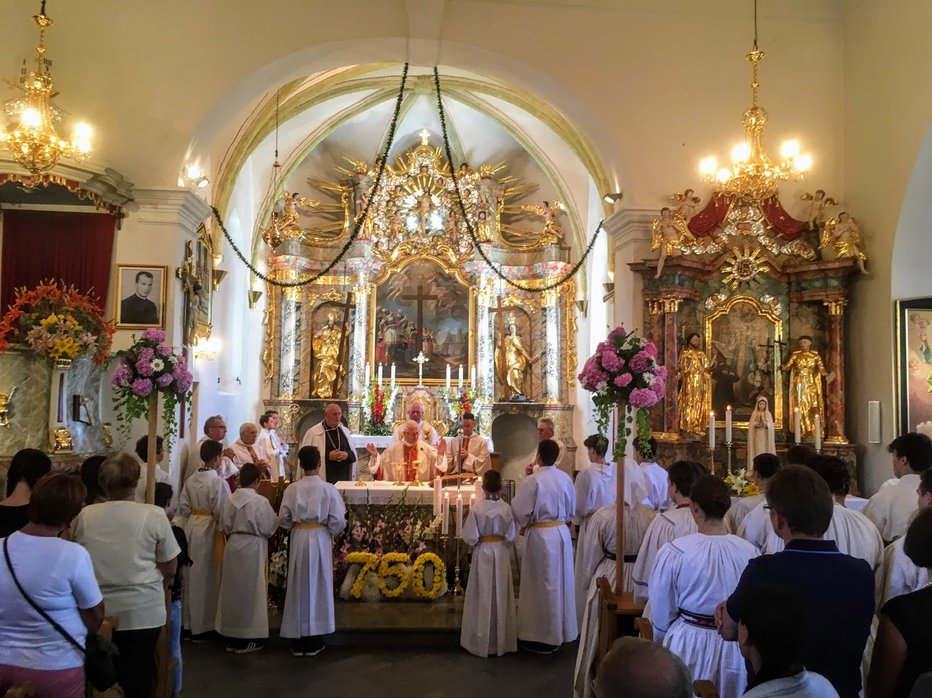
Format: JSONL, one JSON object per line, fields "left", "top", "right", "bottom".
{"left": 519, "top": 200, "right": 565, "bottom": 245}
{"left": 671, "top": 188, "right": 702, "bottom": 223}
{"left": 801, "top": 189, "right": 838, "bottom": 230}
{"left": 651, "top": 206, "right": 696, "bottom": 278}
{"left": 0, "top": 386, "right": 16, "bottom": 427}
{"left": 821, "top": 211, "right": 869, "bottom": 273}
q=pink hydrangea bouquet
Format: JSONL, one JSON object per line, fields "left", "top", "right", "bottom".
{"left": 578, "top": 325, "right": 666, "bottom": 458}
{"left": 111, "top": 329, "right": 193, "bottom": 446}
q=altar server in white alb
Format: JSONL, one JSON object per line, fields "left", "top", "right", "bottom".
{"left": 461, "top": 469, "right": 517, "bottom": 658}
{"left": 727, "top": 452, "right": 781, "bottom": 533}
{"left": 392, "top": 401, "right": 440, "bottom": 446}
{"left": 366, "top": 419, "right": 446, "bottom": 482}
{"left": 178, "top": 439, "right": 231, "bottom": 637}
{"left": 443, "top": 412, "right": 491, "bottom": 476}
{"left": 278, "top": 445, "right": 347, "bottom": 656}
{"left": 863, "top": 432, "right": 932, "bottom": 543}
{"left": 632, "top": 460, "right": 707, "bottom": 603}
{"left": 877, "top": 467, "right": 932, "bottom": 605}
{"left": 649, "top": 475, "right": 758, "bottom": 697}
{"left": 300, "top": 403, "right": 357, "bottom": 484}
{"left": 216, "top": 463, "right": 278, "bottom": 654}
{"left": 635, "top": 438, "right": 672, "bottom": 512}
{"left": 256, "top": 411, "right": 288, "bottom": 481}
{"left": 512, "top": 438, "right": 576, "bottom": 653}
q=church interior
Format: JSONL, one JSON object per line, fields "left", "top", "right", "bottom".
{"left": 0, "top": 0, "right": 930, "bottom": 696}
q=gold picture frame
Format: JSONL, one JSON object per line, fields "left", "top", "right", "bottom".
{"left": 895, "top": 297, "right": 932, "bottom": 435}
{"left": 114, "top": 264, "right": 168, "bottom": 329}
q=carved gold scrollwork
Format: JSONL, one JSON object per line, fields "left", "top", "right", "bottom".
{"left": 823, "top": 299, "right": 847, "bottom": 317}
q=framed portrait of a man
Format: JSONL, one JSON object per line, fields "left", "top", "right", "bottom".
{"left": 115, "top": 265, "right": 167, "bottom": 328}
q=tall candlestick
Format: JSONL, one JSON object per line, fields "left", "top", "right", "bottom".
{"left": 708, "top": 412, "right": 716, "bottom": 451}
{"left": 455, "top": 494, "right": 464, "bottom": 538}
{"left": 814, "top": 414, "right": 822, "bottom": 452}
{"left": 725, "top": 405, "right": 733, "bottom": 443}
{"left": 794, "top": 408, "right": 801, "bottom": 444}
{"left": 475, "top": 477, "right": 483, "bottom": 501}
{"left": 365, "top": 362, "right": 371, "bottom": 385}
{"left": 377, "top": 363, "right": 383, "bottom": 387}
{"left": 446, "top": 364, "right": 451, "bottom": 390}
{"left": 433, "top": 473, "right": 441, "bottom": 516}
{"left": 390, "top": 363, "right": 396, "bottom": 389}
{"left": 470, "top": 365, "right": 476, "bottom": 389}
{"left": 442, "top": 492, "right": 450, "bottom": 535}
{"left": 458, "top": 365, "right": 464, "bottom": 389}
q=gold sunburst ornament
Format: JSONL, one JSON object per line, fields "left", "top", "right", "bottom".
{"left": 722, "top": 246, "right": 769, "bottom": 290}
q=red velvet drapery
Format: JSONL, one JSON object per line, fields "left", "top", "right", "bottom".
{"left": 761, "top": 195, "right": 807, "bottom": 240}
{"left": 688, "top": 193, "right": 731, "bottom": 236}
{"left": 0, "top": 209, "right": 116, "bottom": 311}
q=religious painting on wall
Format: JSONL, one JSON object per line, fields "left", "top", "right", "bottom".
{"left": 895, "top": 297, "right": 932, "bottom": 436}
{"left": 309, "top": 301, "right": 354, "bottom": 399}
{"left": 705, "top": 295, "right": 783, "bottom": 428}
{"left": 194, "top": 229, "right": 213, "bottom": 337}
{"left": 114, "top": 264, "right": 167, "bottom": 329}
{"left": 371, "top": 258, "right": 471, "bottom": 384}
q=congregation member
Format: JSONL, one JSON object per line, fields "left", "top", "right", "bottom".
{"left": 868, "top": 508, "right": 932, "bottom": 697}
{"left": 460, "top": 469, "right": 517, "bottom": 658}
{"left": 300, "top": 403, "right": 357, "bottom": 483}
{"left": 592, "top": 637, "right": 693, "bottom": 698}
{"left": 632, "top": 460, "right": 707, "bottom": 603}
{"left": 229, "top": 422, "right": 272, "bottom": 480}
{"left": 728, "top": 452, "right": 780, "bottom": 531}
{"left": 786, "top": 444, "right": 816, "bottom": 467}
{"left": 366, "top": 419, "right": 446, "bottom": 482}
{"left": 75, "top": 455, "right": 180, "bottom": 698}
{"left": 0, "top": 473, "right": 104, "bottom": 698}
{"left": 133, "top": 435, "right": 172, "bottom": 503}
{"left": 636, "top": 438, "right": 672, "bottom": 512}
{"left": 392, "top": 401, "right": 440, "bottom": 446}
{"left": 863, "top": 433, "right": 932, "bottom": 543}
{"left": 0, "top": 448, "right": 51, "bottom": 538}
{"left": 525, "top": 417, "right": 566, "bottom": 475}
{"left": 738, "top": 584, "right": 839, "bottom": 698}
{"left": 809, "top": 454, "right": 883, "bottom": 570}
{"left": 154, "top": 483, "right": 190, "bottom": 698}
{"left": 512, "top": 438, "right": 577, "bottom": 653}
{"left": 718, "top": 465, "right": 874, "bottom": 698}
{"left": 443, "top": 412, "right": 491, "bottom": 475}
{"left": 80, "top": 455, "right": 107, "bottom": 506}
{"left": 278, "top": 446, "right": 347, "bottom": 656}
{"left": 217, "top": 463, "right": 278, "bottom": 654}
{"left": 877, "top": 467, "right": 932, "bottom": 605}
{"left": 177, "top": 439, "right": 230, "bottom": 639}
{"left": 181, "top": 415, "right": 237, "bottom": 485}
{"left": 649, "top": 474, "right": 758, "bottom": 696}
{"left": 256, "top": 411, "right": 288, "bottom": 480}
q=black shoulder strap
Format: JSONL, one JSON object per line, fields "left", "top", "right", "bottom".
{"left": 3, "top": 536, "right": 86, "bottom": 655}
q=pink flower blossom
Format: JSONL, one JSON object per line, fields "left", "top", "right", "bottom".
{"left": 131, "top": 378, "right": 153, "bottom": 397}
{"left": 657, "top": 366, "right": 668, "bottom": 380}
{"left": 601, "top": 351, "right": 623, "bottom": 372}
{"left": 138, "top": 347, "right": 155, "bottom": 362}
{"left": 142, "top": 329, "right": 165, "bottom": 343}
{"left": 629, "top": 387, "right": 659, "bottom": 408}
{"left": 608, "top": 326, "right": 627, "bottom": 342}
{"left": 157, "top": 343, "right": 173, "bottom": 357}
{"left": 629, "top": 351, "right": 651, "bottom": 373}
{"left": 651, "top": 378, "right": 666, "bottom": 396}
{"left": 157, "top": 373, "right": 174, "bottom": 388}
{"left": 642, "top": 341, "right": 658, "bottom": 358}
{"left": 135, "top": 356, "right": 154, "bottom": 377}
{"left": 614, "top": 373, "right": 633, "bottom": 388}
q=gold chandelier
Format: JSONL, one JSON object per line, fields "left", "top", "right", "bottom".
{"left": 698, "top": 1, "right": 811, "bottom": 201}
{"left": 0, "top": 1, "right": 92, "bottom": 175}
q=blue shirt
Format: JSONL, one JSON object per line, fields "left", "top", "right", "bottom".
{"left": 726, "top": 539, "right": 873, "bottom": 698}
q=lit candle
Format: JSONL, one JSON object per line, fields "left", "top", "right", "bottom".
{"left": 390, "top": 363, "right": 396, "bottom": 388}
{"left": 725, "top": 405, "right": 733, "bottom": 444}
{"left": 377, "top": 364, "right": 383, "bottom": 387}
{"left": 470, "top": 365, "right": 476, "bottom": 389}
{"left": 475, "top": 477, "right": 483, "bottom": 501}
{"left": 814, "top": 414, "right": 822, "bottom": 453}
{"left": 433, "top": 472, "right": 441, "bottom": 516}
{"left": 458, "top": 365, "right": 464, "bottom": 389}
{"left": 442, "top": 492, "right": 450, "bottom": 535}
{"left": 794, "top": 408, "right": 801, "bottom": 444}
{"left": 456, "top": 494, "right": 464, "bottom": 538}
{"left": 709, "top": 412, "right": 716, "bottom": 450}
{"left": 446, "top": 364, "right": 451, "bottom": 390}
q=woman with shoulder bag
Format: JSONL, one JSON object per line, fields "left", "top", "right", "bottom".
{"left": 0, "top": 472, "right": 105, "bottom": 698}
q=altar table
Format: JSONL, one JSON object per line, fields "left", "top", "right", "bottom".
{"left": 335, "top": 480, "right": 481, "bottom": 506}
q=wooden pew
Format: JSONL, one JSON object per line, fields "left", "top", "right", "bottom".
{"left": 594, "top": 576, "right": 646, "bottom": 665}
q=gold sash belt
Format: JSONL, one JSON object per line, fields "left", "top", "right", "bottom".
{"left": 191, "top": 509, "right": 213, "bottom": 517}
{"left": 529, "top": 521, "right": 568, "bottom": 529}
{"left": 189, "top": 509, "right": 224, "bottom": 564}
{"left": 478, "top": 535, "right": 505, "bottom": 543}
{"left": 295, "top": 522, "right": 325, "bottom": 530}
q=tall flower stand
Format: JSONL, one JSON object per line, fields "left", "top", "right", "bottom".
{"left": 145, "top": 392, "right": 158, "bottom": 504}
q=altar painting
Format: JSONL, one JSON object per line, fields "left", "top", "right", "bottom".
{"left": 371, "top": 258, "right": 471, "bottom": 383}
{"left": 705, "top": 296, "right": 783, "bottom": 427}
{"left": 896, "top": 298, "right": 932, "bottom": 435}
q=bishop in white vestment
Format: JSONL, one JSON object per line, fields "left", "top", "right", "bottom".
{"left": 278, "top": 446, "right": 347, "bottom": 651}
{"left": 512, "top": 440, "right": 577, "bottom": 649}
{"left": 300, "top": 404, "right": 357, "bottom": 483}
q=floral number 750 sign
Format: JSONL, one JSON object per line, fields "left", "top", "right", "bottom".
{"left": 344, "top": 551, "right": 446, "bottom": 601}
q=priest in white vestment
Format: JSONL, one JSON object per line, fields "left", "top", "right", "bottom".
{"left": 512, "top": 439, "right": 577, "bottom": 651}
{"left": 863, "top": 433, "right": 931, "bottom": 543}
{"left": 229, "top": 423, "right": 272, "bottom": 480}
{"left": 524, "top": 417, "right": 567, "bottom": 476}
{"left": 632, "top": 460, "right": 707, "bottom": 603}
{"left": 178, "top": 439, "right": 231, "bottom": 636}
{"left": 877, "top": 468, "right": 932, "bottom": 605}
{"left": 649, "top": 475, "right": 758, "bottom": 698}
{"left": 278, "top": 445, "right": 347, "bottom": 655}
{"left": 391, "top": 401, "right": 440, "bottom": 446}
{"left": 635, "top": 438, "right": 673, "bottom": 511}
{"left": 442, "top": 412, "right": 491, "bottom": 475}
{"left": 216, "top": 463, "right": 278, "bottom": 651}
{"left": 461, "top": 470, "right": 517, "bottom": 658}
{"left": 367, "top": 420, "right": 446, "bottom": 482}
{"left": 180, "top": 415, "right": 238, "bottom": 486}
{"left": 727, "top": 453, "right": 781, "bottom": 532}
{"left": 299, "top": 404, "right": 357, "bottom": 483}
{"left": 256, "top": 412, "right": 288, "bottom": 481}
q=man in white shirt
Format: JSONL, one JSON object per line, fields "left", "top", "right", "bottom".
{"left": 392, "top": 402, "right": 440, "bottom": 447}
{"left": 256, "top": 412, "right": 288, "bottom": 481}
{"left": 133, "top": 435, "right": 172, "bottom": 503}
{"left": 441, "top": 412, "right": 491, "bottom": 476}
{"left": 229, "top": 423, "right": 272, "bottom": 480}
{"left": 877, "top": 467, "right": 932, "bottom": 605}
{"left": 181, "top": 415, "right": 237, "bottom": 485}
{"left": 299, "top": 403, "right": 357, "bottom": 483}
{"left": 635, "top": 437, "right": 672, "bottom": 512}
{"left": 525, "top": 417, "right": 567, "bottom": 476}
{"left": 367, "top": 420, "right": 446, "bottom": 482}
{"left": 728, "top": 453, "right": 781, "bottom": 532}
{"left": 863, "top": 432, "right": 932, "bottom": 543}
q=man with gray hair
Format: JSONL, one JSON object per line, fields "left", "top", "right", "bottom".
{"left": 367, "top": 419, "right": 445, "bottom": 482}
{"left": 181, "top": 415, "right": 237, "bottom": 485}
{"left": 229, "top": 422, "right": 270, "bottom": 479}
{"left": 593, "top": 636, "right": 692, "bottom": 698}
{"left": 525, "top": 416, "right": 567, "bottom": 475}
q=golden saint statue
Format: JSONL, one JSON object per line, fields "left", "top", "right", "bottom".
{"left": 782, "top": 335, "right": 827, "bottom": 437}
{"left": 496, "top": 320, "right": 532, "bottom": 399}
{"left": 821, "top": 212, "right": 869, "bottom": 274}
{"left": 677, "top": 332, "right": 711, "bottom": 435}
{"left": 311, "top": 312, "right": 344, "bottom": 398}
{"left": 651, "top": 207, "right": 696, "bottom": 279}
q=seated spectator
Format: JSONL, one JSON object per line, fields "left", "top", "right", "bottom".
{"left": 593, "top": 636, "right": 692, "bottom": 698}
{"left": 868, "top": 508, "right": 932, "bottom": 697}
{"left": 74, "top": 453, "right": 180, "bottom": 698}
{"left": 738, "top": 584, "right": 839, "bottom": 697}
{"left": 786, "top": 444, "right": 816, "bottom": 468}
{"left": 718, "top": 465, "right": 874, "bottom": 698}
{"left": 0, "top": 472, "right": 104, "bottom": 698}
{"left": 863, "top": 433, "right": 932, "bottom": 544}
{"left": 0, "top": 449, "right": 52, "bottom": 538}
{"left": 79, "top": 455, "right": 107, "bottom": 506}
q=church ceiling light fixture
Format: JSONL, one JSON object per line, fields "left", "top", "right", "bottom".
{"left": 0, "top": 1, "right": 93, "bottom": 175}
{"left": 697, "top": 0, "right": 811, "bottom": 202}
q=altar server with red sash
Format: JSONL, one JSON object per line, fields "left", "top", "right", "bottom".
{"left": 512, "top": 439, "right": 576, "bottom": 653}
{"left": 461, "top": 469, "right": 517, "bottom": 657}
{"left": 278, "top": 445, "right": 347, "bottom": 656}
{"left": 178, "top": 439, "right": 230, "bottom": 637}
{"left": 366, "top": 420, "right": 446, "bottom": 482}
{"left": 216, "top": 463, "right": 278, "bottom": 653}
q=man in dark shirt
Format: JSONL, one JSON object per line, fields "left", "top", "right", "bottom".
{"left": 120, "top": 270, "right": 159, "bottom": 324}
{"left": 716, "top": 465, "right": 874, "bottom": 698}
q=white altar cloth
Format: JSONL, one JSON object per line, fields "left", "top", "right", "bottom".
{"left": 335, "top": 480, "right": 481, "bottom": 506}
{"left": 349, "top": 434, "right": 494, "bottom": 451}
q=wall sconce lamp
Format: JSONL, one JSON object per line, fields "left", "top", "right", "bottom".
{"left": 193, "top": 335, "right": 222, "bottom": 361}
{"left": 212, "top": 269, "right": 227, "bottom": 291}
{"left": 247, "top": 290, "right": 263, "bottom": 309}
{"left": 602, "top": 192, "right": 624, "bottom": 204}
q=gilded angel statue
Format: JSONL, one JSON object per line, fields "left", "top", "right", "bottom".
{"left": 651, "top": 206, "right": 696, "bottom": 278}
{"left": 519, "top": 200, "right": 565, "bottom": 245}
{"left": 279, "top": 191, "right": 322, "bottom": 235}
{"left": 801, "top": 189, "right": 838, "bottom": 231}
{"left": 671, "top": 188, "right": 702, "bottom": 224}
{"left": 821, "top": 211, "right": 869, "bottom": 274}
